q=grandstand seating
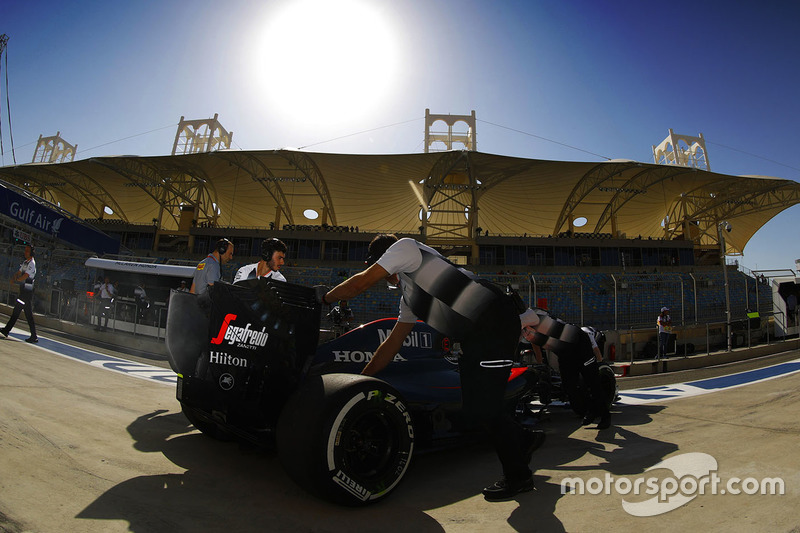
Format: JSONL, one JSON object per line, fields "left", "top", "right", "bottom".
{"left": 0, "top": 236, "right": 780, "bottom": 338}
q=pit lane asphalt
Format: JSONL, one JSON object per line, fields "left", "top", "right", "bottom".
{"left": 1, "top": 327, "right": 798, "bottom": 532}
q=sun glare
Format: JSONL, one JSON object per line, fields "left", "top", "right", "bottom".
{"left": 257, "top": 0, "right": 401, "bottom": 125}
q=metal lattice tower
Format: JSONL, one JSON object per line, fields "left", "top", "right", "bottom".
{"left": 653, "top": 128, "right": 710, "bottom": 171}
{"left": 419, "top": 110, "right": 480, "bottom": 262}
{"left": 172, "top": 113, "right": 232, "bottom": 155}
{"left": 32, "top": 132, "right": 77, "bottom": 163}
{"left": 424, "top": 109, "right": 476, "bottom": 153}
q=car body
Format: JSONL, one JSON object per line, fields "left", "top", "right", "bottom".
{"left": 165, "top": 279, "right": 541, "bottom": 505}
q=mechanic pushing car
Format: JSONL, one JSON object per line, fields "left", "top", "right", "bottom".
{"left": 521, "top": 311, "right": 611, "bottom": 429}
{"left": 318, "top": 234, "right": 546, "bottom": 501}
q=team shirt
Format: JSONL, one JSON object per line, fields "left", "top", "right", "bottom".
{"left": 19, "top": 257, "right": 36, "bottom": 290}
{"left": 96, "top": 282, "right": 116, "bottom": 299}
{"left": 376, "top": 238, "right": 496, "bottom": 337}
{"left": 192, "top": 254, "right": 221, "bottom": 296}
{"left": 657, "top": 313, "right": 672, "bottom": 333}
{"left": 522, "top": 307, "right": 586, "bottom": 354}
{"left": 233, "top": 263, "right": 287, "bottom": 284}
{"left": 580, "top": 326, "right": 600, "bottom": 350}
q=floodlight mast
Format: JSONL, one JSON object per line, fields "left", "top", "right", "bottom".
{"left": 0, "top": 33, "right": 17, "bottom": 164}
{"left": 718, "top": 221, "right": 732, "bottom": 352}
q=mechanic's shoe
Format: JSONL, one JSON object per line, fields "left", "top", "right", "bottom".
{"left": 597, "top": 414, "right": 611, "bottom": 430}
{"left": 581, "top": 414, "right": 596, "bottom": 426}
{"left": 25, "top": 337, "right": 38, "bottom": 344}
{"left": 0, "top": 328, "right": 8, "bottom": 339}
{"left": 483, "top": 476, "right": 534, "bottom": 501}
{"left": 523, "top": 429, "right": 546, "bottom": 464}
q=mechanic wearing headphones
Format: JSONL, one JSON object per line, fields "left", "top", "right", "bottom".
{"left": 1, "top": 244, "right": 39, "bottom": 343}
{"left": 190, "top": 238, "right": 234, "bottom": 296}
{"left": 318, "top": 234, "right": 545, "bottom": 501}
{"left": 233, "top": 238, "right": 287, "bottom": 284}
{"left": 521, "top": 310, "right": 611, "bottom": 429}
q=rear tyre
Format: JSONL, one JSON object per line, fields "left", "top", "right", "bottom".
{"left": 598, "top": 365, "right": 618, "bottom": 409}
{"left": 277, "top": 373, "right": 415, "bottom": 506}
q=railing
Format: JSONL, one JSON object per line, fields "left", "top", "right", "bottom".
{"left": 615, "top": 311, "right": 787, "bottom": 363}
{"left": 46, "top": 288, "right": 169, "bottom": 340}
{"left": 2, "top": 256, "right": 796, "bottom": 350}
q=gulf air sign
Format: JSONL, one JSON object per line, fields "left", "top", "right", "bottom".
{"left": 210, "top": 313, "right": 269, "bottom": 350}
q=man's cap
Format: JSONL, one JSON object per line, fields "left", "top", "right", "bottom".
{"left": 661, "top": 307, "right": 670, "bottom": 312}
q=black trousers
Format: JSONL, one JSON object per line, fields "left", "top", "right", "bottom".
{"left": 98, "top": 298, "right": 113, "bottom": 328}
{"left": 557, "top": 332, "right": 608, "bottom": 418}
{"left": 4, "top": 285, "right": 36, "bottom": 338}
{"left": 458, "top": 282, "right": 530, "bottom": 483}
{"left": 658, "top": 331, "right": 670, "bottom": 357}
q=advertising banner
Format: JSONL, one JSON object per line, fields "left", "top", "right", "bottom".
{"left": 0, "top": 183, "right": 119, "bottom": 254}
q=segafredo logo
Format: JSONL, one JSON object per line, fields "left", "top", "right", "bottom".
{"left": 210, "top": 314, "right": 269, "bottom": 350}
{"left": 377, "top": 329, "right": 432, "bottom": 348}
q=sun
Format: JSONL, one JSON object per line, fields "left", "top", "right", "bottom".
{"left": 255, "top": 0, "right": 402, "bottom": 125}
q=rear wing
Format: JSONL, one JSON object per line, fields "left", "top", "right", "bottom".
{"left": 166, "top": 279, "right": 321, "bottom": 380}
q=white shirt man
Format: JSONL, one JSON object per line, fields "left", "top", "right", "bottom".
{"left": 233, "top": 238, "right": 287, "bottom": 284}
{"left": 96, "top": 278, "right": 116, "bottom": 300}
{"left": 1, "top": 245, "right": 38, "bottom": 342}
{"left": 320, "top": 234, "right": 542, "bottom": 501}
{"left": 657, "top": 307, "right": 672, "bottom": 358}
{"left": 94, "top": 277, "right": 117, "bottom": 331}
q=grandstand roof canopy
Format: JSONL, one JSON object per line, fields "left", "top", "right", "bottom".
{"left": 2, "top": 149, "right": 799, "bottom": 254}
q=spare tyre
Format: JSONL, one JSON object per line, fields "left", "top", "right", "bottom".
{"left": 276, "top": 373, "right": 415, "bottom": 506}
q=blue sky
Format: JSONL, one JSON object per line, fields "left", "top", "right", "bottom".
{"left": 2, "top": 0, "right": 798, "bottom": 271}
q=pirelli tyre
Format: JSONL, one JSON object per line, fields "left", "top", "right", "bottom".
{"left": 597, "top": 364, "right": 619, "bottom": 409}
{"left": 276, "top": 373, "right": 415, "bottom": 506}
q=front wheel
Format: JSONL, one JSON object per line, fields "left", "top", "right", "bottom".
{"left": 276, "top": 373, "right": 415, "bottom": 506}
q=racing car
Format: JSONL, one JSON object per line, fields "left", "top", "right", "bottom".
{"left": 165, "top": 278, "right": 612, "bottom": 505}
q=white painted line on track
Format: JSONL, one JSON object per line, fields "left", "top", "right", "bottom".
{"left": 3, "top": 330, "right": 176, "bottom": 385}
{"left": 10, "top": 330, "right": 800, "bottom": 400}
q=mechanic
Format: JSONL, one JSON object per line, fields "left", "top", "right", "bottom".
{"left": 657, "top": 306, "right": 672, "bottom": 359}
{"left": 319, "top": 234, "right": 546, "bottom": 501}
{"left": 0, "top": 244, "right": 39, "bottom": 343}
{"left": 521, "top": 310, "right": 611, "bottom": 429}
{"left": 233, "top": 238, "right": 287, "bottom": 284}
{"left": 580, "top": 325, "right": 605, "bottom": 363}
{"left": 93, "top": 276, "right": 116, "bottom": 332}
{"left": 190, "top": 238, "right": 234, "bottom": 296}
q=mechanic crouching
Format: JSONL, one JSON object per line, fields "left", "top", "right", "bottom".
{"left": 318, "top": 234, "right": 546, "bottom": 501}
{"left": 520, "top": 309, "right": 611, "bottom": 429}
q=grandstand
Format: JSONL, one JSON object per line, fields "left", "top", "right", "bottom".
{"left": 1, "top": 117, "right": 799, "bottom": 360}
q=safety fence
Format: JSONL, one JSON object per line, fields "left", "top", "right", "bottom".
{"left": 0, "top": 252, "right": 793, "bottom": 351}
